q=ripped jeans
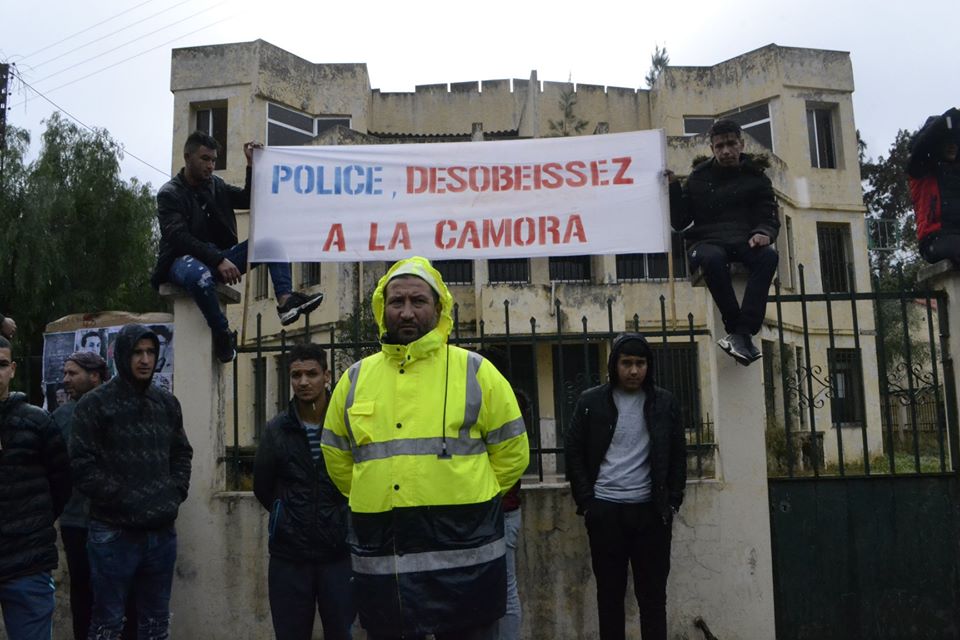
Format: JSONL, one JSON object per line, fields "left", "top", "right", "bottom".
{"left": 86, "top": 520, "right": 178, "bottom": 640}
{"left": 167, "top": 241, "right": 292, "bottom": 333}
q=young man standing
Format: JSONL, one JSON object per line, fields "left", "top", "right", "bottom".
{"left": 152, "top": 131, "right": 323, "bottom": 362}
{"left": 565, "top": 333, "right": 687, "bottom": 640}
{"left": 0, "top": 336, "right": 71, "bottom": 640}
{"left": 71, "top": 324, "right": 193, "bottom": 640}
{"left": 668, "top": 119, "right": 780, "bottom": 365}
{"left": 253, "top": 342, "right": 354, "bottom": 640}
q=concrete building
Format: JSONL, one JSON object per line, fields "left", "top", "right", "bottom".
{"left": 148, "top": 40, "right": 879, "bottom": 639}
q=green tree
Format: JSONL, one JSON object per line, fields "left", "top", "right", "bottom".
{"left": 547, "top": 87, "right": 589, "bottom": 137}
{"left": 0, "top": 114, "right": 162, "bottom": 361}
{"left": 645, "top": 44, "right": 669, "bottom": 88}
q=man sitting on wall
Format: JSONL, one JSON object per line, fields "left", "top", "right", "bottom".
{"left": 152, "top": 131, "right": 324, "bottom": 363}
{"left": 667, "top": 119, "right": 780, "bottom": 366}
{"left": 908, "top": 107, "right": 960, "bottom": 266}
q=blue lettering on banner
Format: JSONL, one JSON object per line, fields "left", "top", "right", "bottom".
{"left": 272, "top": 164, "right": 383, "bottom": 195}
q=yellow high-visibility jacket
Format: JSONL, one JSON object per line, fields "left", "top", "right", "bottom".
{"left": 322, "top": 257, "right": 529, "bottom": 637}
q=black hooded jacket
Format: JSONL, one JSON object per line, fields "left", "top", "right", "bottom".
{"left": 70, "top": 324, "right": 193, "bottom": 529}
{"left": 669, "top": 154, "right": 780, "bottom": 249}
{"left": 564, "top": 334, "right": 686, "bottom": 521}
{"left": 150, "top": 167, "right": 250, "bottom": 288}
{"left": 253, "top": 399, "right": 349, "bottom": 563}
{"left": 0, "top": 392, "right": 71, "bottom": 581}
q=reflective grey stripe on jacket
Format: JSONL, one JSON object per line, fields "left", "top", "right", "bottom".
{"left": 321, "top": 351, "right": 522, "bottom": 462}
{"left": 352, "top": 537, "right": 506, "bottom": 576}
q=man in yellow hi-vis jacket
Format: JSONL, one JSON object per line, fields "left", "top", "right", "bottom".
{"left": 322, "top": 257, "right": 529, "bottom": 640}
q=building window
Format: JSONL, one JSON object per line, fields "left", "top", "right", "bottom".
{"left": 807, "top": 106, "right": 837, "bottom": 169}
{"left": 300, "top": 263, "right": 321, "bottom": 288}
{"left": 266, "top": 103, "right": 351, "bottom": 146}
{"left": 683, "top": 117, "right": 714, "bottom": 136}
{"left": 549, "top": 256, "right": 591, "bottom": 283}
{"left": 195, "top": 104, "right": 227, "bottom": 169}
{"left": 616, "top": 233, "right": 688, "bottom": 281}
{"left": 433, "top": 260, "right": 474, "bottom": 285}
{"left": 721, "top": 103, "right": 773, "bottom": 150}
{"left": 254, "top": 265, "right": 270, "bottom": 300}
{"left": 489, "top": 258, "right": 529, "bottom": 284}
{"left": 817, "top": 222, "right": 852, "bottom": 293}
{"left": 828, "top": 348, "right": 864, "bottom": 426}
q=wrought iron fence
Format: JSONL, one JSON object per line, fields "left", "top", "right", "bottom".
{"left": 766, "top": 263, "right": 957, "bottom": 478}
{"left": 225, "top": 296, "right": 715, "bottom": 490}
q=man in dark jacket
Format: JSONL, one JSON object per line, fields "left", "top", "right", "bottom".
{"left": 71, "top": 325, "right": 193, "bottom": 640}
{"left": 153, "top": 131, "right": 323, "bottom": 363}
{"left": 254, "top": 342, "right": 354, "bottom": 640}
{"left": 0, "top": 335, "right": 71, "bottom": 640}
{"left": 908, "top": 107, "right": 960, "bottom": 265}
{"left": 565, "top": 333, "right": 686, "bottom": 640}
{"left": 53, "top": 352, "right": 137, "bottom": 640}
{"left": 668, "top": 119, "right": 780, "bottom": 365}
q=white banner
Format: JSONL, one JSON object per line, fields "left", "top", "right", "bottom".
{"left": 250, "top": 130, "right": 669, "bottom": 262}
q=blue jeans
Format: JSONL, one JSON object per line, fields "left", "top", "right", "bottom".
{"left": 0, "top": 571, "right": 55, "bottom": 640}
{"left": 497, "top": 508, "right": 522, "bottom": 640}
{"left": 86, "top": 520, "right": 178, "bottom": 640}
{"left": 167, "top": 241, "right": 292, "bottom": 333}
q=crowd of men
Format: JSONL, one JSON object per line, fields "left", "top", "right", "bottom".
{"left": 6, "top": 110, "right": 954, "bottom": 639}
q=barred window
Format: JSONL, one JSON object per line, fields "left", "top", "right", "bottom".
{"left": 616, "top": 233, "right": 688, "bottom": 281}
{"left": 489, "top": 258, "right": 529, "bottom": 284}
{"left": 549, "top": 256, "right": 591, "bottom": 283}
{"left": 433, "top": 260, "right": 474, "bottom": 285}
{"left": 828, "top": 348, "right": 864, "bottom": 426}
{"left": 300, "top": 263, "right": 321, "bottom": 288}
{"left": 817, "top": 223, "right": 852, "bottom": 293}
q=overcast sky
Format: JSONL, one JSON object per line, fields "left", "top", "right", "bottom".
{"left": 3, "top": 0, "right": 953, "bottom": 189}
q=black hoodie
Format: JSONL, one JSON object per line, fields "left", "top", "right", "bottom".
{"left": 70, "top": 324, "right": 193, "bottom": 529}
{"left": 564, "top": 333, "right": 686, "bottom": 521}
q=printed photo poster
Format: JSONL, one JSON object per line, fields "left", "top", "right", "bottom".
{"left": 42, "top": 323, "right": 175, "bottom": 411}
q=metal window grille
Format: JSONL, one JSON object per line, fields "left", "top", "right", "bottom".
{"left": 195, "top": 105, "right": 227, "bottom": 169}
{"left": 817, "top": 223, "right": 851, "bottom": 293}
{"left": 616, "top": 233, "right": 688, "bottom": 281}
{"left": 827, "top": 348, "right": 864, "bottom": 426}
{"left": 300, "top": 263, "right": 321, "bottom": 287}
{"left": 433, "top": 260, "right": 474, "bottom": 285}
{"left": 488, "top": 258, "right": 529, "bottom": 284}
{"left": 254, "top": 266, "right": 269, "bottom": 300}
{"left": 549, "top": 255, "right": 592, "bottom": 283}
{"left": 807, "top": 107, "right": 837, "bottom": 169}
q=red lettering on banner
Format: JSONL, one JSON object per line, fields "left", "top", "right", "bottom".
{"left": 407, "top": 167, "right": 429, "bottom": 194}
{"left": 483, "top": 219, "right": 510, "bottom": 247}
{"left": 539, "top": 216, "right": 560, "bottom": 245}
{"left": 435, "top": 220, "right": 456, "bottom": 249}
{"left": 447, "top": 167, "right": 468, "bottom": 193}
{"left": 563, "top": 214, "right": 587, "bottom": 243}
{"left": 514, "top": 217, "right": 535, "bottom": 246}
{"left": 457, "top": 220, "right": 481, "bottom": 249}
{"left": 565, "top": 161, "right": 587, "bottom": 187}
{"left": 323, "top": 224, "right": 345, "bottom": 252}
{"left": 390, "top": 223, "right": 411, "bottom": 250}
{"left": 590, "top": 159, "right": 609, "bottom": 186}
{"left": 611, "top": 157, "right": 633, "bottom": 185}
{"left": 369, "top": 223, "right": 386, "bottom": 251}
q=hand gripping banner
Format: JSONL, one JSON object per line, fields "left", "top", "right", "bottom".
{"left": 249, "top": 130, "right": 669, "bottom": 262}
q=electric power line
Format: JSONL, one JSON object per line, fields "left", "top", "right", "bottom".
{"left": 12, "top": 70, "right": 171, "bottom": 181}
{"left": 30, "top": 2, "right": 226, "bottom": 86}
{"left": 30, "top": 0, "right": 194, "bottom": 71}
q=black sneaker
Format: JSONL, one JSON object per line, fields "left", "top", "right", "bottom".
{"left": 742, "top": 334, "right": 762, "bottom": 363}
{"left": 277, "top": 291, "right": 324, "bottom": 326}
{"left": 717, "top": 333, "right": 752, "bottom": 366}
{"left": 213, "top": 330, "right": 236, "bottom": 364}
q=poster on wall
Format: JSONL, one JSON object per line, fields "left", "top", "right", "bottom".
{"left": 42, "top": 323, "right": 175, "bottom": 412}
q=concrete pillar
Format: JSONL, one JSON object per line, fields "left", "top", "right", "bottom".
{"left": 667, "top": 276, "right": 777, "bottom": 638}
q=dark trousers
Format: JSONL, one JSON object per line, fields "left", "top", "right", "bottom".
{"left": 0, "top": 571, "right": 54, "bottom": 640}
{"left": 86, "top": 521, "right": 177, "bottom": 640}
{"left": 268, "top": 555, "right": 355, "bottom": 640}
{"left": 688, "top": 241, "right": 778, "bottom": 335}
{"left": 61, "top": 526, "right": 138, "bottom": 640}
{"left": 367, "top": 619, "right": 499, "bottom": 640}
{"left": 921, "top": 232, "right": 960, "bottom": 265}
{"left": 585, "top": 500, "right": 672, "bottom": 640}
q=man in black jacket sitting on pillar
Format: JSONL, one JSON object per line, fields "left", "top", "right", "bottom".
{"left": 667, "top": 119, "right": 779, "bottom": 365}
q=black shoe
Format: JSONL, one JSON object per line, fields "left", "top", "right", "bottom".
{"left": 277, "top": 291, "right": 324, "bottom": 326}
{"left": 717, "top": 333, "right": 752, "bottom": 366}
{"left": 742, "top": 334, "right": 762, "bottom": 363}
{"left": 213, "top": 330, "right": 236, "bottom": 363}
